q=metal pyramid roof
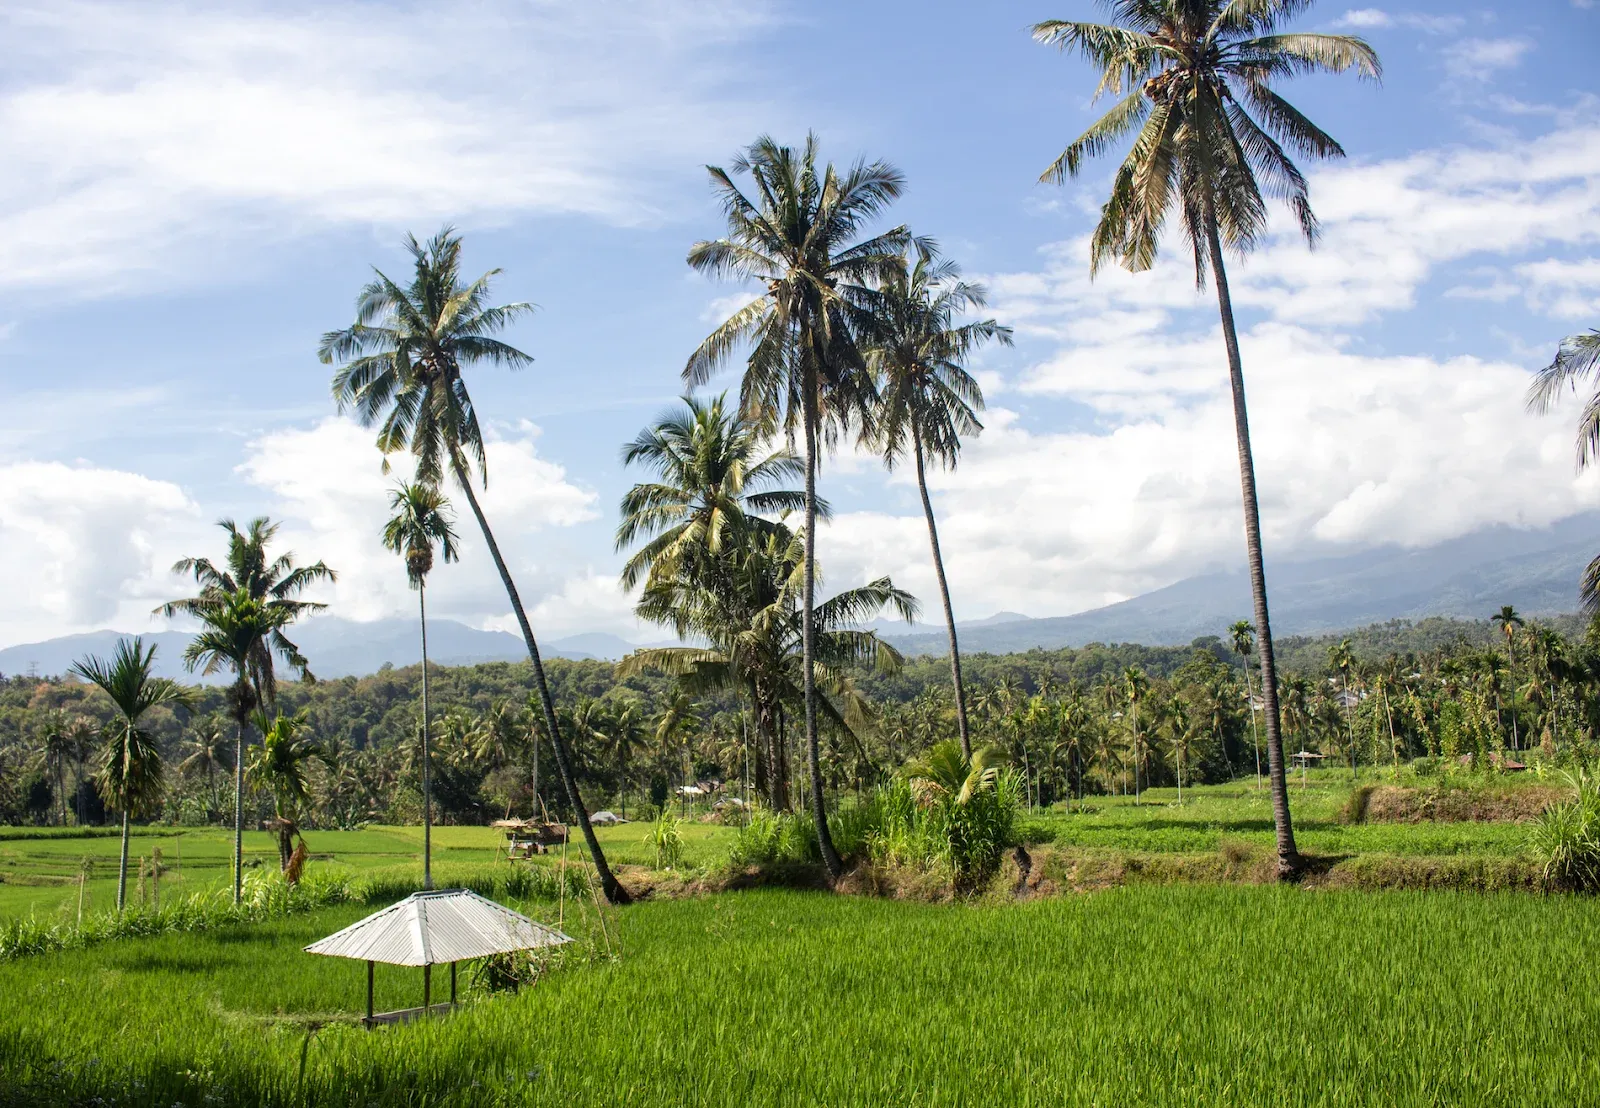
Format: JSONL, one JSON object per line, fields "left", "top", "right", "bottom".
{"left": 304, "top": 889, "right": 571, "bottom": 966}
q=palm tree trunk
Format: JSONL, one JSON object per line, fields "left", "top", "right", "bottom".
{"left": 801, "top": 394, "right": 844, "bottom": 879}
{"left": 452, "top": 460, "right": 628, "bottom": 904}
{"left": 1242, "top": 660, "right": 1262, "bottom": 790}
{"left": 419, "top": 580, "right": 433, "bottom": 891}
{"left": 117, "top": 809, "right": 130, "bottom": 912}
{"left": 912, "top": 426, "right": 972, "bottom": 758}
{"left": 233, "top": 705, "right": 246, "bottom": 906}
{"left": 1205, "top": 218, "right": 1300, "bottom": 877}
{"left": 1507, "top": 640, "right": 1520, "bottom": 751}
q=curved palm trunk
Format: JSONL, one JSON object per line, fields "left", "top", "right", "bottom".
{"left": 801, "top": 396, "right": 844, "bottom": 879}
{"left": 117, "top": 809, "right": 130, "bottom": 912}
{"left": 419, "top": 580, "right": 434, "bottom": 891}
{"left": 912, "top": 427, "right": 972, "bottom": 758}
{"left": 1206, "top": 220, "right": 1300, "bottom": 876}
{"left": 452, "top": 460, "right": 628, "bottom": 904}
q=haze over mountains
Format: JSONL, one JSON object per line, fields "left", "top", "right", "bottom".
{"left": 6, "top": 514, "right": 1597, "bottom": 680}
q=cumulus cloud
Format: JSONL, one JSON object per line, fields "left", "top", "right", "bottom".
{"left": 1443, "top": 37, "right": 1533, "bottom": 80}
{"left": 0, "top": 0, "right": 778, "bottom": 294}
{"left": 1330, "top": 8, "right": 1463, "bottom": 32}
{"left": 808, "top": 123, "right": 1600, "bottom": 621}
{"left": 0, "top": 461, "right": 205, "bottom": 644}
{"left": 234, "top": 416, "right": 602, "bottom": 632}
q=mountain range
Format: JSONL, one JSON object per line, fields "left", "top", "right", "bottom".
{"left": 5, "top": 513, "right": 1597, "bottom": 680}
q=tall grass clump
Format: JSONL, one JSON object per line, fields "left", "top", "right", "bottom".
{"left": 875, "top": 744, "right": 1020, "bottom": 888}
{"left": 648, "top": 813, "right": 685, "bottom": 870}
{"left": 1531, "top": 771, "right": 1600, "bottom": 891}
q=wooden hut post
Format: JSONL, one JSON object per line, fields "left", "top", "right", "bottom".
{"left": 450, "top": 962, "right": 457, "bottom": 1005}
{"left": 366, "top": 961, "right": 374, "bottom": 1024}
{"left": 424, "top": 963, "right": 432, "bottom": 1012}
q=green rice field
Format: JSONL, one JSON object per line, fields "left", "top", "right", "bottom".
{"left": 3, "top": 884, "right": 1598, "bottom": 1106}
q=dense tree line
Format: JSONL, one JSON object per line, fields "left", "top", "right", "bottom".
{"left": 5, "top": 610, "right": 1599, "bottom": 830}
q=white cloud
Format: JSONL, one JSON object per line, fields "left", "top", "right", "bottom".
{"left": 1514, "top": 258, "right": 1600, "bottom": 320}
{"left": 807, "top": 123, "right": 1600, "bottom": 622}
{"left": 0, "top": 462, "right": 205, "bottom": 644}
{"left": 233, "top": 416, "right": 603, "bottom": 633}
{"left": 1330, "top": 8, "right": 1463, "bottom": 32}
{"left": 816, "top": 330, "right": 1598, "bottom": 620}
{"left": 1333, "top": 8, "right": 1391, "bottom": 28}
{"left": 1443, "top": 37, "right": 1533, "bottom": 80}
{"left": 0, "top": 0, "right": 778, "bottom": 294}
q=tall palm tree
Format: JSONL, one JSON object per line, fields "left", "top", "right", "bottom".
{"left": 1329, "top": 640, "right": 1358, "bottom": 777}
{"left": 178, "top": 718, "right": 232, "bottom": 817}
{"left": 31, "top": 710, "right": 76, "bottom": 826}
{"left": 158, "top": 517, "right": 335, "bottom": 706}
{"left": 71, "top": 639, "right": 193, "bottom": 912}
{"left": 1229, "top": 619, "right": 1263, "bottom": 788}
{"left": 864, "top": 250, "right": 1013, "bottom": 758}
{"left": 1123, "top": 666, "right": 1149, "bottom": 803}
{"left": 159, "top": 517, "right": 333, "bottom": 903}
{"left": 248, "top": 710, "right": 323, "bottom": 874}
{"left": 1527, "top": 332, "right": 1600, "bottom": 600}
{"left": 181, "top": 589, "right": 277, "bottom": 903}
{"left": 381, "top": 480, "right": 460, "bottom": 890}
{"left": 1034, "top": 3, "right": 1380, "bottom": 876}
{"left": 686, "top": 134, "right": 911, "bottom": 878}
{"left": 320, "top": 228, "right": 627, "bottom": 903}
{"left": 617, "top": 394, "right": 811, "bottom": 591}
{"left": 1492, "top": 605, "right": 1524, "bottom": 751}
{"left": 621, "top": 522, "right": 916, "bottom": 814}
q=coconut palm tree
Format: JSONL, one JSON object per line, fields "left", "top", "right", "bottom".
{"left": 1034, "top": 4, "right": 1380, "bottom": 874}
{"left": 1329, "top": 640, "right": 1358, "bottom": 776}
{"left": 381, "top": 480, "right": 460, "bottom": 890}
{"left": 320, "top": 227, "right": 627, "bottom": 903}
{"left": 248, "top": 710, "right": 323, "bottom": 874}
{"left": 160, "top": 517, "right": 333, "bottom": 903}
{"left": 181, "top": 588, "right": 278, "bottom": 903}
{"left": 30, "top": 710, "right": 77, "bottom": 826}
{"left": 1492, "top": 605, "right": 1524, "bottom": 751}
{"left": 1123, "top": 666, "right": 1150, "bottom": 803}
{"left": 863, "top": 250, "right": 1013, "bottom": 759}
{"left": 1229, "top": 619, "right": 1263, "bottom": 788}
{"left": 178, "top": 718, "right": 232, "bottom": 817}
{"left": 1527, "top": 330, "right": 1600, "bottom": 537}
{"left": 686, "top": 134, "right": 911, "bottom": 878}
{"left": 617, "top": 394, "right": 811, "bottom": 592}
{"left": 621, "top": 522, "right": 916, "bottom": 813}
{"left": 158, "top": 517, "right": 335, "bottom": 706}
{"left": 71, "top": 639, "right": 193, "bottom": 912}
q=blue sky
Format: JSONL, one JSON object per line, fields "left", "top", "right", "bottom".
{"left": 1, "top": 0, "right": 1596, "bottom": 649}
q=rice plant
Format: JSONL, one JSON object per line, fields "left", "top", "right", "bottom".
{"left": 3, "top": 886, "right": 1599, "bottom": 1106}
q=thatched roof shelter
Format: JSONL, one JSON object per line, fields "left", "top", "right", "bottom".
{"left": 305, "top": 889, "right": 569, "bottom": 1025}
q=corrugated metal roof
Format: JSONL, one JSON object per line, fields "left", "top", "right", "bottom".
{"left": 304, "top": 889, "right": 571, "bottom": 966}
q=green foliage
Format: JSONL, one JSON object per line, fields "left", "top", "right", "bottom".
{"left": 1531, "top": 772, "right": 1600, "bottom": 891}
{"left": 648, "top": 812, "right": 684, "bottom": 870}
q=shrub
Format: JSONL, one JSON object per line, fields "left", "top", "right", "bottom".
{"left": 1530, "top": 772, "right": 1600, "bottom": 891}
{"left": 649, "top": 813, "right": 685, "bottom": 870}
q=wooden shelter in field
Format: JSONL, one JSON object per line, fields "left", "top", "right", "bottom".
{"left": 305, "top": 889, "right": 570, "bottom": 1026}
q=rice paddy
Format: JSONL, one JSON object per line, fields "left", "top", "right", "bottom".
{"left": 0, "top": 773, "right": 1582, "bottom": 1105}
{"left": 3, "top": 884, "right": 1598, "bottom": 1106}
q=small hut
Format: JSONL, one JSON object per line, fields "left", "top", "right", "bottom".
{"left": 305, "top": 889, "right": 570, "bottom": 1026}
